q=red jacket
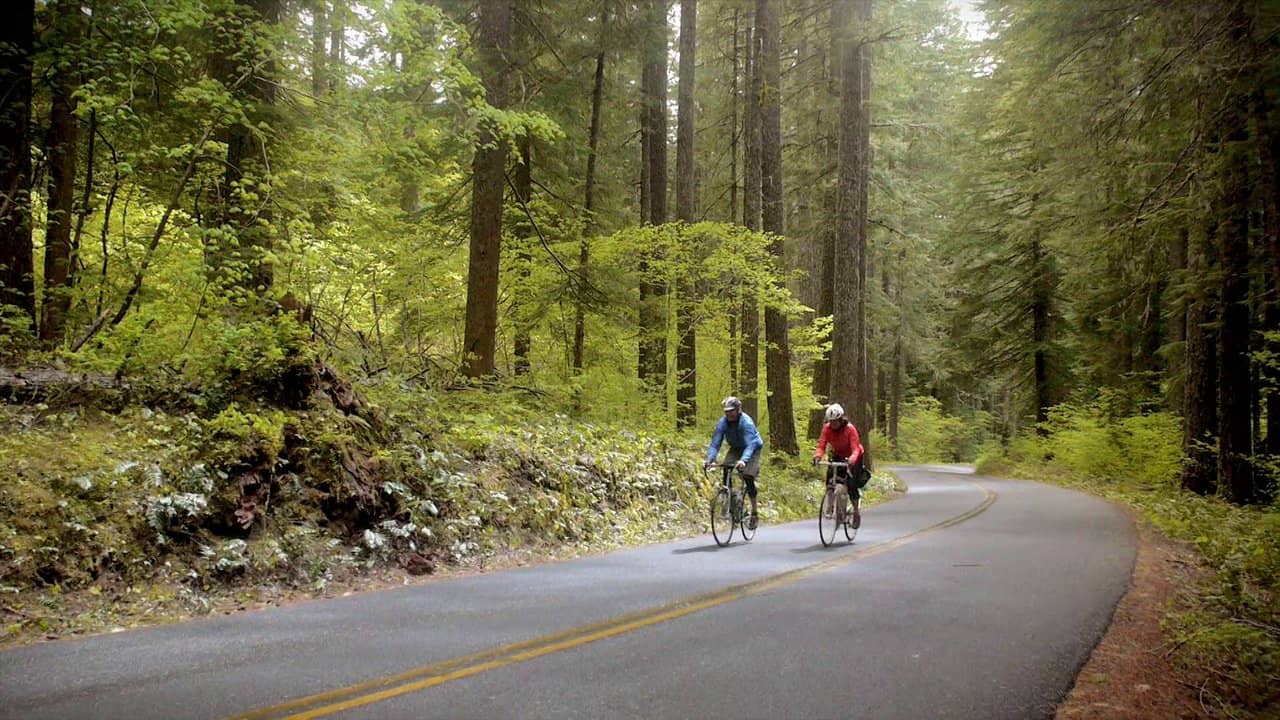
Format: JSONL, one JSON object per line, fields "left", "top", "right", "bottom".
{"left": 814, "top": 422, "right": 864, "bottom": 464}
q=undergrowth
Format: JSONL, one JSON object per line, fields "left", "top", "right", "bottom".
{"left": 0, "top": 377, "right": 900, "bottom": 646}
{"left": 976, "top": 402, "right": 1279, "bottom": 719}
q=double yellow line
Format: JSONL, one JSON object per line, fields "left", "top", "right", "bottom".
{"left": 233, "top": 483, "right": 996, "bottom": 720}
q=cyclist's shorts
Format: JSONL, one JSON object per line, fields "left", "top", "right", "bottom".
{"left": 723, "top": 448, "right": 761, "bottom": 478}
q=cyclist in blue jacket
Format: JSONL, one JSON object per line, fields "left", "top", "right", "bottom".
{"left": 704, "top": 396, "right": 764, "bottom": 529}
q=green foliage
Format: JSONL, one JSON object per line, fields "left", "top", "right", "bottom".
{"left": 201, "top": 404, "right": 289, "bottom": 466}
{"left": 873, "top": 396, "right": 993, "bottom": 463}
{"left": 980, "top": 403, "right": 1182, "bottom": 488}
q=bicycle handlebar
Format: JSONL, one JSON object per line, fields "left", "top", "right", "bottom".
{"left": 814, "top": 460, "right": 850, "bottom": 467}
{"left": 702, "top": 462, "right": 742, "bottom": 480}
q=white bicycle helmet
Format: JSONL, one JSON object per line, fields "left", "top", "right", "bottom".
{"left": 824, "top": 403, "right": 845, "bottom": 422}
{"left": 722, "top": 396, "right": 743, "bottom": 411}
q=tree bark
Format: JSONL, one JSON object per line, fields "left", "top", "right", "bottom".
{"left": 39, "top": 0, "right": 83, "bottom": 344}
{"left": 512, "top": 136, "right": 532, "bottom": 376}
{"left": 0, "top": 1, "right": 35, "bottom": 329}
{"left": 1031, "top": 227, "right": 1051, "bottom": 426}
{"left": 729, "top": 9, "right": 739, "bottom": 227}
{"left": 890, "top": 322, "right": 902, "bottom": 450}
{"left": 758, "top": 0, "right": 797, "bottom": 454}
{"left": 1217, "top": 116, "right": 1255, "bottom": 504}
{"left": 728, "top": 11, "right": 739, "bottom": 395}
{"left": 1181, "top": 218, "right": 1218, "bottom": 495}
{"left": 637, "top": 0, "right": 668, "bottom": 390}
{"left": 675, "top": 0, "right": 697, "bottom": 427}
{"left": 1257, "top": 91, "right": 1280, "bottom": 458}
{"left": 808, "top": 222, "right": 835, "bottom": 439}
{"left": 328, "top": 0, "right": 344, "bottom": 92}
{"left": 740, "top": 22, "right": 761, "bottom": 420}
{"left": 574, "top": 11, "right": 607, "bottom": 378}
{"left": 830, "top": 0, "right": 868, "bottom": 435}
{"left": 309, "top": 0, "right": 328, "bottom": 97}
{"left": 1165, "top": 227, "right": 1188, "bottom": 413}
{"left": 461, "top": 0, "right": 511, "bottom": 378}
{"left": 876, "top": 267, "right": 889, "bottom": 430}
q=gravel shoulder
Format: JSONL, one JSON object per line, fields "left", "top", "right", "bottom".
{"left": 1055, "top": 517, "right": 1209, "bottom": 719}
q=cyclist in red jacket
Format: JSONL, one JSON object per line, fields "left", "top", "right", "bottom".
{"left": 812, "top": 403, "right": 865, "bottom": 524}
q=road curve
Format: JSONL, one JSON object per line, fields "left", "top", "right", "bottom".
{"left": 0, "top": 466, "right": 1135, "bottom": 720}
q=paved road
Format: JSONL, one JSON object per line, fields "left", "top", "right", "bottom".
{"left": 0, "top": 466, "right": 1135, "bottom": 719}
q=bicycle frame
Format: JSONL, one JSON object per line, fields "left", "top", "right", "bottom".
{"left": 704, "top": 462, "right": 742, "bottom": 507}
{"left": 815, "top": 459, "right": 853, "bottom": 489}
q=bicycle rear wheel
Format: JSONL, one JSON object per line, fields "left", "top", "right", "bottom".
{"left": 739, "top": 495, "right": 756, "bottom": 542}
{"left": 842, "top": 488, "right": 859, "bottom": 542}
{"left": 711, "top": 488, "right": 733, "bottom": 546}
{"left": 818, "top": 487, "right": 837, "bottom": 547}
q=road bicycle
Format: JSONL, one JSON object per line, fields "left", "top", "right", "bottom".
{"left": 705, "top": 463, "right": 756, "bottom": 546}
{"left": 816, "top": 460, "right": 861, "bottom": 547}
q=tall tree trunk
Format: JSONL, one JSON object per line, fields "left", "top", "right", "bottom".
{"left": 875, "top": 267, "right": 890, "bottom": 430}
{"left": 1031, "top": 227, "right": 1051, "bottom": 426}
{"left": 461, "top": 0, "right": 511, "bottom": 378}
{"left": 638, "top": 0, "right": 668, "bottom": 390}
{"left": 729, "top": 9, "right": 739, "bottom": 227}
{"left": 40, "top": 0, "right": 83, "bottom": 344}
{"left": 726, "top": 10, "right": 741, "bottom": 398}
{"left": 740, "top": 22, "right": 761, "bottom": 420}
{"left": 1166, "top": 228, "right": 1188, "bottom": 413}
{"left": 808, "top": 223, "right": 835, "bottom": 439}
{"left": 1218, "top": 116, "right": 1255, "bottom": 504}
{"left": 852, "top": 0, "right": 873, "bottom": 442}
{"left": 328, "top": 0, "right": 344, "bottom": 93}
{"left": 758, "top": 0, "right": 797, "bottom": 454}
{"left": 675, "top": 0, "right": 698, "bottom": 427}
{"left": 512, "top": 136, "right": 532, "bottom": 375}
{"left": 639, "top": 60, "right": 650, "bottom": 225}
{"left": 574, "top": 11, "right": 608, "bottom": 378}
{"left": 309, "top": 0, "right": 328, "bottom": 97}
{"left": 830, "top": 0, "right": 869, "bottom": 436}
{"left": 1182, "top": 218, "right": 1218, "bottom": 495}
{"left": 808, "top": 0, "right": 842, "bottom": 440}
{"left": 1257, "top": 91, "right": 1280, "bottom": 459}
{"left": 890, "top": 324, "right": 902, "bottom": 451}
{"left": 0, "top": 0, "right": 35, "bottom": 329}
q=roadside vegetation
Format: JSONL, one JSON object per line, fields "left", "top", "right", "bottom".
{"left": 0, "top": 359, "right": 897, "bottom": 646}
{"left": 972, "top": 405, "right": 1279, "bottom": 719}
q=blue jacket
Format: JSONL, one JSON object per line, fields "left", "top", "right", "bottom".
{"left": 706, "top": 413, "right": 764, "bottom": 464}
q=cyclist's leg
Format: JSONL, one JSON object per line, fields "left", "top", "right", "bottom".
{"left": 823, "top": 463, "right": 835, "bottom": 516}
{"left": 848, "top": 457, "right": 864, "bottom": 521}
{"left": 724, "top": 449, "right": 745, "bottom": 517}
{"left": 740, "top": 453, "right": 761, "bottom": 527}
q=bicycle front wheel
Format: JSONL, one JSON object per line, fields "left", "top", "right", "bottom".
{"left": 818, "top": 487, "right": 838, "bottom": 547}
{"left": 711, "top": 488, "right": 733, "bottom": 546}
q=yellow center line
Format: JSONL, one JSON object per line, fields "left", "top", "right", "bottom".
{"left": 232, "top": 481, "right": 996, "bottom": 720}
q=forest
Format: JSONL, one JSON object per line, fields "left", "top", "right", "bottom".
{"left": 0, "top": 0, "right": 1277, "bottom": 716}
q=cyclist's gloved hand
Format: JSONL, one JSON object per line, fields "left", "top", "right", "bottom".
{"left": 735, "top": 460, "right": 746, "bottom": 471}
{"left": 812, "top": 456, "right": 820, "bottom": 466}
{"left": 705, "top": 460, "right": 716, "bottom": 471}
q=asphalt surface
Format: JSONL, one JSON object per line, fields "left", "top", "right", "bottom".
{"left": 0, "top": 465, "right": 1135, "bottom": 720}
